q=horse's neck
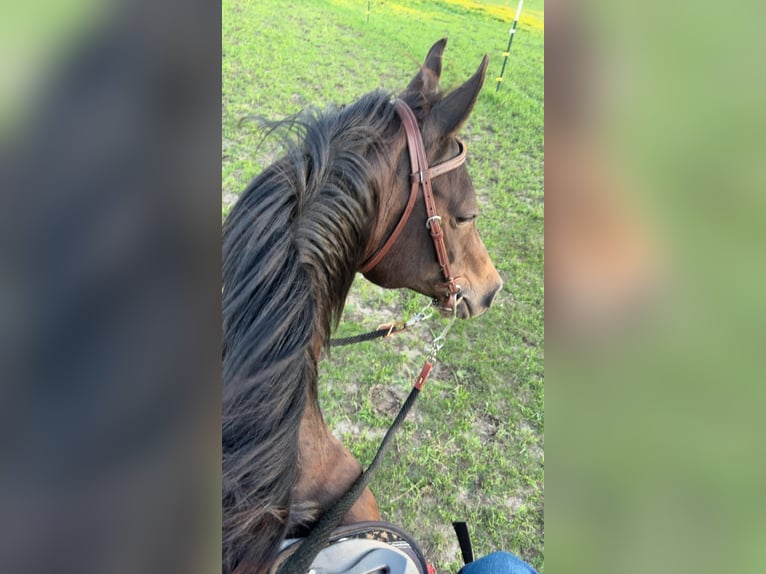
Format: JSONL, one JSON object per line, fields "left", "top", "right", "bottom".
{"left": 291, "top": 332, "right": 379, "bottom": 531}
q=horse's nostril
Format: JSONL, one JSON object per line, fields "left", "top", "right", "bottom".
{"left": 483, "top": 281, "right": 503, "bottom": 309}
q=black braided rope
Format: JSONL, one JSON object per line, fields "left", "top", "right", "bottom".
{"left": 329, "top": 328, "right": 395, "bottom": 347}
{"left": 329, "top": 326, "right": 405, "bottom": 347}
{"left": 277, "top": 386, "right": 421, "bottom": 574}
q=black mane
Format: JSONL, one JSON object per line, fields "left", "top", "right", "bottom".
{"left": 221, "top": 90, "right": 402, "bottom": 573}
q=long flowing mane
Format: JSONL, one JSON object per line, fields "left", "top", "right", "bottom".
{"left": 222, "top": 90, "right": 408, "bottom": 573}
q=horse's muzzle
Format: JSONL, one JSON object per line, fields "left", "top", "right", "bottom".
{"left": 433, "top": 279, "right": 503, "bottom": 319}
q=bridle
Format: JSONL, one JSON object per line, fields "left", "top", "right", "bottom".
{"left": 359, "top": 99, "right": 467, "bottom": 312}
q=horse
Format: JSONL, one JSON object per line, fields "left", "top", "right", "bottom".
{"left": 222, "top": 38, "right": 503, "bottom": 574}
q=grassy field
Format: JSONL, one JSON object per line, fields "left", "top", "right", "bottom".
{"left": 222, "top": 0, "right": 544, "bottom": 571}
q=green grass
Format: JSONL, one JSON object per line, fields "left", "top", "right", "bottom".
{"left": 222, "top": 0, "right": 544, "bottom": 571}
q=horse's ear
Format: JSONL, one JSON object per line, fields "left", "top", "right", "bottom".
{"left": 406, "top": 37, "right": 448, "bottom": 95}
{"left": 429, "top": 55, "right": 489, "bottom": 136}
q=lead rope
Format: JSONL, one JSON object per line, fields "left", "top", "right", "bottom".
{"left": 277, "top": 309, "right": 458, "bottom": 574}
{"left": 329, "top": 303, "right": 432, "bottom": 347}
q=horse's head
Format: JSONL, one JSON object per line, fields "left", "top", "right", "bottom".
{"left": 361, "top": 38, "right": 503, "bottom": 319}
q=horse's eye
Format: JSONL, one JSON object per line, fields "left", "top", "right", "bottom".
{"left": 456, "top": 214, "right": 477, "bottom": 225}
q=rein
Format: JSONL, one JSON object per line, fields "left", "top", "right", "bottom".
{"left": 277, "top": 99, "right": 468, "bottom": 574}
{"left": 359, "top": 99, "right": 467, "bottom": 312}
{"left": 277, "top": 308, "right": 457, "bottom": 574}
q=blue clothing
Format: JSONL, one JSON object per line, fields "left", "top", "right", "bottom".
{"left": 459, "top": 551, "right": 538, "bottom": 574}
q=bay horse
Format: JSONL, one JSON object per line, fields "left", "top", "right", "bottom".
{"left": 222, "top": 38, "right": 503, "bottom": 574}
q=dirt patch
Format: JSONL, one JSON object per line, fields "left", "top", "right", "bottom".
{"left": 332, "top": 418, "right": 385, "bottom": 442}
{"left": 342, "top": 286, "right": 401, "bottom": 324}
{"left": 369, "top": 383, "right": 408, "bottom": 418}
{"left": 474, "top": 412, "right": 501, "bottom": 441}
{"left": 504, "top": 494, "right": 525, "bottom": 514}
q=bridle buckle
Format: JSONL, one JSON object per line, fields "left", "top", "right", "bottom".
{"left": 425, "top": 215, "right": 442, "bottom": 230}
